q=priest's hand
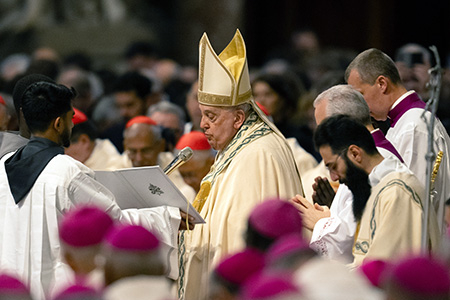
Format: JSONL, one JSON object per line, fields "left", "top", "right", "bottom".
{"left": 290, "top": 194, "right": 331, "bottom": 231}
{"left": 312, "top": 176, "right": 335, "bottom": 208}
{"left": 179, "top": 211, "right": 195, "bottom": 230}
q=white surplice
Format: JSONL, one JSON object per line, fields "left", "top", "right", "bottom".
{"left": 309, "top": 148, "right": 402, "bottom": 263}
{"left": 0, "top": 153, "right": 181, "bottom": 300}
{"left": 386, "top": 91, "right": 450, "bottom": 236}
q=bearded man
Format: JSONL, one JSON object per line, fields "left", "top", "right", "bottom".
{"left": 306, "top": 115, "right": 439, "bottom": 266}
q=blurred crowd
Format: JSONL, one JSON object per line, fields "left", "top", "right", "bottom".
{"left": 0, "top": 200, "right": 449, "bottom": 300}
{"left": 2, "top": 28, "right": 450, "bottom": 300}
{"left": 1, "top": 30, "right": 449, "bottom": 163}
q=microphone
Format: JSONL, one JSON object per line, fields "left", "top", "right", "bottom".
{"left": 163, "top": 147, "right": 194, "bottom": 175}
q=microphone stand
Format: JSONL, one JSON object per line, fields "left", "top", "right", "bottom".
{"left": 421, "top": 45, "right": 443, "bottom": 253}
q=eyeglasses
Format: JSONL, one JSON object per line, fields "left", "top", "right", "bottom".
{"left": 325, "top": 148, "right": 347, "bottom": 172}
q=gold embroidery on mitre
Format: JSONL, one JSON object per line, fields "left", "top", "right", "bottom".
{"left": 192, "top": 181, "right": 211, "bottom": 213}
{"left": 197, "top": 29, "right": 251, "bottom": 107}
{"left": 198, "top": 36, "right": 206, "bottom": 92}
{"left": 198, "top": 89, "right": 252, "bottom": 106}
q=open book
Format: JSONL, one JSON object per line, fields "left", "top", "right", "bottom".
{"left": 95, "top": 166, "right": 205, "bottom": 224}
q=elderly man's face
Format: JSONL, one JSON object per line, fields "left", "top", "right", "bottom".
{"left": 199, "top": 104, "right": 241, "bottom": 151}
{"left": 124, "top": 123, "right": 163, "bottom": 167}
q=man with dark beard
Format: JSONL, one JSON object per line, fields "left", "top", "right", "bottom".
{"left": 297, "top": 114, "right": 440, "bottom": 266}
{"left": 297, "top": 84, "right": 404, "bottom": 264}
{"left": 0, "top": 82, "right": 190, "bottom": 300}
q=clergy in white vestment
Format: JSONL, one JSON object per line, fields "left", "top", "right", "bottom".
{"left": 295, "top": 84, "right": 405, "bottom": 263}
{"left": 181, "top": 29, "right": 303, "bottom": 300}
{"left": 0, "top": 82, "right": 188, "bottom": 300}
{"left": 346, "top": 48, "right": 450, "bottom": 236}
{"left": 254, "top": 101, "right": 318, "bottom": 176}
{"left": 310, "top": 115, "right": 439, "bottom": 267}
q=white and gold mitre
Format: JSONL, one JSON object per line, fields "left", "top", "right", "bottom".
{"left": 198, "top": 29, "right": 252, "bottom": 107}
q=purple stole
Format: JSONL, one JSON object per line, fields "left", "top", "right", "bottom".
{"left": 388, "top": 92, "right": 426, "bottom": 127}
{"left": 372, "top": 129, "right": 404, "bottom": 163}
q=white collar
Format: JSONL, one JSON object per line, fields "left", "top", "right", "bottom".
{"left": 390, "top": 90, "right": 415, "bottom": 111}
{"left": 368, "top": 156, "right": 411, "bottom": 187}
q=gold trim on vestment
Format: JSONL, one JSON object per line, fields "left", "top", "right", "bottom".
{"left": 431, "top": 151, "right": 444, "bottom": 189}
{"left": 192, "top": 181, "right": 211, "bottom": 213}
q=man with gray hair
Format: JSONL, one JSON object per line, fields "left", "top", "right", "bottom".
{"left": 148, "top": 101, "right": 186, "bottom": 151}
{"left": 345, "top": 48, "right": 450, "bottom": 236}
{"left": 120, "top": 115, "right": 197, "bottom": 203}
{"left": 182, "top": 30, "right": 302, "bottom": 299}
{"left": 292, "top": 84, "right": 404, "bottom": 263}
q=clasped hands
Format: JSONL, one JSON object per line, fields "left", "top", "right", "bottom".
{"left": 290, "top": 194, "right": 331, "bottom": 231}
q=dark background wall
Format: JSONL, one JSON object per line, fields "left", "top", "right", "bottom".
{"left": 0, "top": 0, "right": 448, "bottom": 68}
{"left": 244, "top": 0, "right": 450, "bottom": 67}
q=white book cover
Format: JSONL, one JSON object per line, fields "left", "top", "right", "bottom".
{"left": 95, "top": 166, "right": 205, "bottom": 224}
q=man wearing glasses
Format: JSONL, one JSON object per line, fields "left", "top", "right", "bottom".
{"left": 297, "top": 115, "right": 440, "bottom": 266}
{"left": 292, "top": 84, "right": 404, "bottom": 263}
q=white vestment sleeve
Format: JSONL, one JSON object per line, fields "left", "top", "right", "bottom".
{"left": 66, "top": 170, "right": 182, "bottom": 279}
{"left": 309, "top": 184, "right": 356, "bottom": 263}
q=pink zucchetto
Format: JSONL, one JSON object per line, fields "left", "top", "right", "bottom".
{"left": 240, "top": 273, "right": 300, "bottom": 300}
{"left": 248, "top": 199, "right": 303, "bottom": 239}
{"left": 0, "top": 273, "right": 30, "bottom": 295}
{"left": 105, "top": 224, "right": 160, "bottom": 252}
{"left": 125, "top": 115, "right": 157, "bottom": 128}
{"left": 266, "top": 233, "right": 311, "bottom": 265}
{"left": 359, "top": 259, "right": 391, "bottom": 289}
{"left": 175, "top": 131, "right": 211, "bottom": 151}
{"left": 59, "top": 205, "right": 114, "bottom": 247}
{"left": 386, "top": 255, "right": 450, "bottom": 296}
{"left": 215, "top": 248, "right": 265, "bottom": 286}
{"left": 52, "top": 283, "right": 100, "bottom": 300}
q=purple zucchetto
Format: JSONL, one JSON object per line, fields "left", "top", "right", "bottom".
{"left": 387, "top": 255, "right": 450, "bottom": 296}
{"left": 266, "top": 233, "right": 310, "bottom": 265}
{"left": 248, "top": 199, "right": 303, "bottom": 239}
{"left": 53, "top": 283, "right": 100, "bottom": 300}
{"left": 0, "top": 273, "right": 30, "bottom": 295}
{"left": 240, "top": 273, "right": 299, "bottom": 299}
{"left": 105, "top": 224, "right": 160, "bottom": 252}
{"left": 359, "top": 259, "right": 391, "bottom": 288}
{"left": 215, "top": 248, "right": 265, "bottom": 286}
{"left": 59, "top": 205, "right": 114, "bottom": 247}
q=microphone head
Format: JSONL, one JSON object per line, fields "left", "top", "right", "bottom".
{"left": 179, "top": 147, "right": 194, "bottom": 162}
